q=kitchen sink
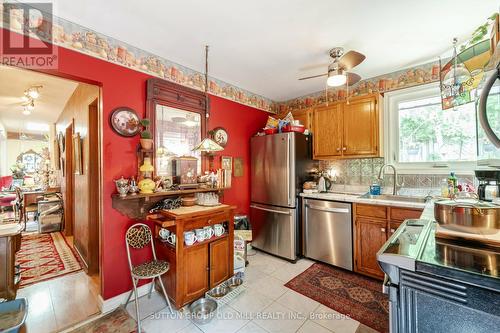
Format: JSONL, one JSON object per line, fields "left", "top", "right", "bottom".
{"left": 359, "top": 193, "right": 429, "bottom": 204}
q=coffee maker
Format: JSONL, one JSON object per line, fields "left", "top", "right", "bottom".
{"left": 475, "top": 170, "right": 500, "bottom": 202}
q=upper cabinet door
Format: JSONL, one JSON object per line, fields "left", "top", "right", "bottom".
{"left": 313, "top": 104, "right": 343, "bottom": 159}
{"left": 292, "top": 109, "right": 313, "bottom": 131}
{"left": 343, "top": 95, "right": 379, "bottom": 157}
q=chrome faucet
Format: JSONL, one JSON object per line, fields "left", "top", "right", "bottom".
{"left": 378, "top": 164, "right": 399, "bottom": 195}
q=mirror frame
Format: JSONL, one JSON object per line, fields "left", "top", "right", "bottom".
{"left": 146, "top": 78, "right": 207, "bottom": 177}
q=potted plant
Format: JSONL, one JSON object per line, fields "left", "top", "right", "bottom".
{"left": 139, "top": 118, "right": 153, "bottom": 150}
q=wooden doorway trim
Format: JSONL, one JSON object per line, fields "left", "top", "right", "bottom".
{"left": 63, "top": 121, "right": 74, "bottom": 237}
{"left": 88, "top": 99, "right": 99, "bottom": 274}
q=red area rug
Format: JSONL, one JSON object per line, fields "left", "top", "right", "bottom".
{"left": 285, "top": 263, "right": 388, "bottom": 333}
{"left": 16, "top": 232, "right": 81, "bottom": 287}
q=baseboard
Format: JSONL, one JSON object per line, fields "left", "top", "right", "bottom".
{"left": 98, "top": 282, "right": 154, "bottom": 314}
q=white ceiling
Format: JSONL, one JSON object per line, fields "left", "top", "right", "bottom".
{"left": 49, "top": 1, "right": 499, "bottom": 101}
{"left": 0, "top": 66, "right": 78, "bottom": 134}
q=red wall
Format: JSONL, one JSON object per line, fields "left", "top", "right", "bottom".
{"left": 2, "top": 28, "right": 269, "bottom": 299}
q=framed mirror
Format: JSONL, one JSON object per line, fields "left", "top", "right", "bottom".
{"left": 154, "top": 104, "right": 202, "bottom": 176}
{"left": 146, "top": 78, "right": 208, "bottom": 178}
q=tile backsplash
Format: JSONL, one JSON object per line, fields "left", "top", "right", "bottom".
{"left": 319, "top": 158, "right": 474, "bottom": 190}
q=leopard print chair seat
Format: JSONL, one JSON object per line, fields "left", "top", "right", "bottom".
{"left": 132, "top": 260, "right": 169, "bottom": 278}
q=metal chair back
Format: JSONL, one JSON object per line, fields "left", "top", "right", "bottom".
{"left": 125, "top": 223, "right": 157, "bottom": 273}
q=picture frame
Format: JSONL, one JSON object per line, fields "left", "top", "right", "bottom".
{"left": 221, "top": 156, "right": 232, "bottom": 171}
{"left": 234, "top": 157, "right": 243, "bottom": 177}
{"left": 73, "top": 133, "right": 83, "bottom": 175}
{"left": 110, "top": 107, "right": 140, "bottom": 137}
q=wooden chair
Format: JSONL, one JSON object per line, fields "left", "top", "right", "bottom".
{"left": 124, "top": 223, "right": 173, "bottom": 332}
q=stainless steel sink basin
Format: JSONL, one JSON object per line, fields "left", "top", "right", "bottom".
{"left": 359, "top": 193, "right": 429, "bottom": 204}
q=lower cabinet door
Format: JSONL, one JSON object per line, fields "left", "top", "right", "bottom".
{"left": 355, "top": 217, "right": 386, "bottom": 279}
{"left": 184, "top": 243, "right": 209, "bottom": 303}
{"left": 210, "top": 237, "right": 230, "bottom": 288}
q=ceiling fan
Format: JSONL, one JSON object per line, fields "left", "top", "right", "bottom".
{"left": 299, "top": 47, "right": 366, "bottom": 87}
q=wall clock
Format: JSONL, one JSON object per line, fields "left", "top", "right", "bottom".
{"left": 211, "top": 127, "right": 228, "bottom": 147}
{"left": 110, "top": 107, "right": 140, "bottom": 137}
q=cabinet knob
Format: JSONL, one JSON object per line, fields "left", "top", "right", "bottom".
{"left": 206, "top": 266, "right": 210, "bottom": 271}
{"left": 342, "top": 147, "right": 347, "bottom": 151}
{"left": 381, "top": 227, "right": 386, "bottom": 233}
{"left": 390, "top": 229, "right": 395, "bottom": 233}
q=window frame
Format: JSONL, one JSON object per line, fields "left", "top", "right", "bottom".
{"left": 383, "top": 82, "right": 476, "bottom": 174}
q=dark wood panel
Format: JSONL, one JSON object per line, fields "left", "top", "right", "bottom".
{"left": 87, "top": 99, "right": 99, "bottom": 274}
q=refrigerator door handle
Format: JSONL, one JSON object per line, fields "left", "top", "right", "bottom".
{"left": 250, "top": 205, "right": 291, "bottom": 215}
{"left": 287, "top": 135, "right": 292, "bottom": 206}
{"left": 306, "top": 204, "right": 350, "bottom": 214}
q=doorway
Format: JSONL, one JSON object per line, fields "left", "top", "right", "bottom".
{"left": 0, "top": 65, "right": 103, "bottom": 332}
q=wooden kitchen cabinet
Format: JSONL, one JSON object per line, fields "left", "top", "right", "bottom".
{"left": 354, "top": 203, "right": 423, "bottom": 279}
{"left": 313, "top": 104, "right": 343, "bottom": 158}
{"left": 210, "top": 237, "right": 230, "bottom": 288}
{"left": 292, "top": 108, "right": 313, "bottom": 131}
{"left": 343, "top": 95, "right": 379, "bottom": 156}
{"left": 312, "top": 93, "right": 383, "bottom": 159}
{"left": 151, "top": 204, "right": 235, "bottom": 308}
{"left": 356, "top": 217, "right": 388, "bottom": 278}
{"left": 184, "top": 243, "right": 210, "bottom": 302}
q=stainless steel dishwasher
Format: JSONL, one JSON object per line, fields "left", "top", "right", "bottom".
{"left": 302, "top": 198, "right": 353, "bottom": 270}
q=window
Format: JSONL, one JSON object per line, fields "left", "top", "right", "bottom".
{"left": 385, "top": 83, "right": 477, "bottom": 173}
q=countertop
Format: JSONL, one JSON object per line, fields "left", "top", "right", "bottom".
{"left": 416, "top": 201, "right": 500, "bottom": 291}
{"left": 300, "top": 192, "right": 427, "bottom": 209}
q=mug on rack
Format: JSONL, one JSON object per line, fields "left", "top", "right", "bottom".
{"left": 184, "top": 231, "right": 197, "bottom": 246}
{"left": 166, "top": 233, "right": 176, "bottom": 245}
{"left": 203, "top": 226, "right": 214, "bottom": 239}
{"left": 159, "top": 228, "right": 170, "bottom": 240}
{"left": 214, "top": 224, "right": 225, "bottom": 237}
{"left": 194, "top": 228, "right": 206, "bottom": 242}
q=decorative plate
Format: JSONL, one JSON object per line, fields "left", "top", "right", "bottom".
{"left": 211, "top": 127, "right": 228, "bottom": 147}
{"left": 110, "top": 107, "right": 140, "bottom": 137}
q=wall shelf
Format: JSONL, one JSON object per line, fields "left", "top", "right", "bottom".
{"left": 111, "top": 187, "right": 229, "bottom": 220}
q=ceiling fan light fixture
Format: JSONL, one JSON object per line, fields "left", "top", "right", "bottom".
{"left": 327, "top": 71, "right": 347, "bottom": 87}
{"left": 22, "top": 107, "right": 31, "bottom": 115}
{"left": 26, "top": 86, "right": 41, "bottom": 99}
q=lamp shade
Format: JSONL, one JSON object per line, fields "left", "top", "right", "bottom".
{"left": 139, "top": 157, "right": 154, "bottom": 172}
{"left": 192, "top": 138, "right": 224, "bottom": 153}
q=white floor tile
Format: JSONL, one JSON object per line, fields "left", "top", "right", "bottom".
{"left": 237, "top": 321, "right": 269, "bottom": 333}
{"left": 195, "top": 306, "right": 249, "bottom": 333}
{"left": 126, "top": 291, "right": 170, "bottom": 320}
{"left": 177, "top": 323, "right": 204, "bottom": 333}
{"left": 311, "top": 305, "right": 360, "bottom": 333}
{"left": 276, "top": 290, "right": 320, "bottom": 315}
{"left": 231, "top": 289, "right": 274, "bottom": 316}
{"left": 296, "top": 320, "right": 333, "bottom": 333}
{"left": 246, "top": 276, "right": 288, "bottom": 301}
{"left": 253, "top": 302, "right": 306, "bottom": 333}
{"left": 141, "top": 308, "right": 192, "bottom": 333}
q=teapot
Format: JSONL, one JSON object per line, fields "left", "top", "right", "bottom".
{"left": 114, "top": 176, "right": 130, "bottom": 198}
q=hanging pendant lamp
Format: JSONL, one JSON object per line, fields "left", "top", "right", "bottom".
{"left": 192, "top": 45, "right": 224, "bottom": 153}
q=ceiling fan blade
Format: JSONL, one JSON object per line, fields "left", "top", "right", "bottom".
{"left": 339, "top": 51, "right": 366, "bottom": 70}
{"left": 298, "top": 73, "right": 328, "bottom": 80}
{"left": 347, "top": 72, "right": 362, "bottom": 86}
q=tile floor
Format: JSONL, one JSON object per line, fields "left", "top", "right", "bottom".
{"left": 125, "top": 250, "right": 377, "bottom": 333}
{"left": 17, "top": 270, "right": 100, "bottom": 333}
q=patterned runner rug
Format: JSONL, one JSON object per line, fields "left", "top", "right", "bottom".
{"left": 285, "top": 263, "right": 389, "bottom": 333}
{"left": 16, "top": 232, "right": 81, "bottom": 287}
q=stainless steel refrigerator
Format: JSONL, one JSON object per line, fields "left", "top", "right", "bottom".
{"left": 250, "top": 132, "right": 316, "bottom": 261}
